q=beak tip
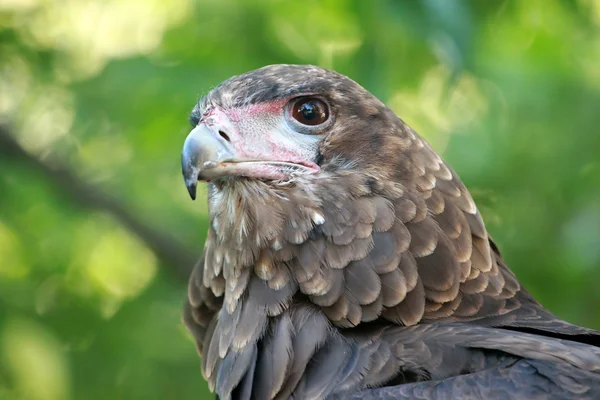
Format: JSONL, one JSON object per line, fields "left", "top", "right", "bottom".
{"left": 182, "top": 153, "right": 199, "bottom": 201}
{"left": 182, "top": 124, "right": 232, "bottom": 200}
{"left": 185, "top": 181, "right": 197, "bottom": 200}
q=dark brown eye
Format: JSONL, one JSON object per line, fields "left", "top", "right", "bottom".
{"left": 291, "top": 98, "right": 329, "bottom": 126}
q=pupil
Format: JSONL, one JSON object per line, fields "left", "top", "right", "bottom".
{"left": 301, "top": 103, "right": 316, "bottom": 120}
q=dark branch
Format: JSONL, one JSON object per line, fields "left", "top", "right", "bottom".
{"left": 0, "top": 125, "right": 195, "bottom": 281}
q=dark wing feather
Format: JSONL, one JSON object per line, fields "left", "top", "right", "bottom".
{"left": 182, "top": 251, "right": 222, "bottom": 356}
{"left": 336, "top": 359, "right": 600, "bottom": 400}
{"left": 252, "top": 313, "right": 294, "bottom": 399}
{"left": 337, "top": 322, "right": 600, "bottom": 400}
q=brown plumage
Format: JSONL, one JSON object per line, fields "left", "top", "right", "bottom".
{"left": 180, "top": 64, "right": 600, "bottom": 399}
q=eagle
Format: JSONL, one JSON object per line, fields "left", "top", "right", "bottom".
{"left": 180, "top": 64, "right": 600, "bottom": 399}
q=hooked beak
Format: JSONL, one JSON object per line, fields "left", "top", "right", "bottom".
{"left": 181, "top": 124, "right": 235, "bottom": 200}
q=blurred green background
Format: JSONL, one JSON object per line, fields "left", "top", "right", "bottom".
{"left": 1, "top": 0, "right": 600, "bottom": 399}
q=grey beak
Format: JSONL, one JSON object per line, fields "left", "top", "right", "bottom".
{"left": 181, "top": 124, "right": 235, "bottom": 200}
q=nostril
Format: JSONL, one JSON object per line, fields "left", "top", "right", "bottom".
{"left": 219, "top": 130, "right": 231, "bottom": 142}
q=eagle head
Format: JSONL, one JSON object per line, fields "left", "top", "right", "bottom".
{"left": 182, "top": 64, "right": 418, "bottom": 201}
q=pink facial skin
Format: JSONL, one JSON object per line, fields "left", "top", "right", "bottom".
{"left": 197, "top": 100, "right": 321, "bottom": 182}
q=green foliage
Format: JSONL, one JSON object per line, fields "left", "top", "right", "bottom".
{"left": 1, "top": 0, "right": 599, "bottom": 398}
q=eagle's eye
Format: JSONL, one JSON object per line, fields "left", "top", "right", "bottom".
{"left": 290, "top": 97, "right": 329, "bottom": 126}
